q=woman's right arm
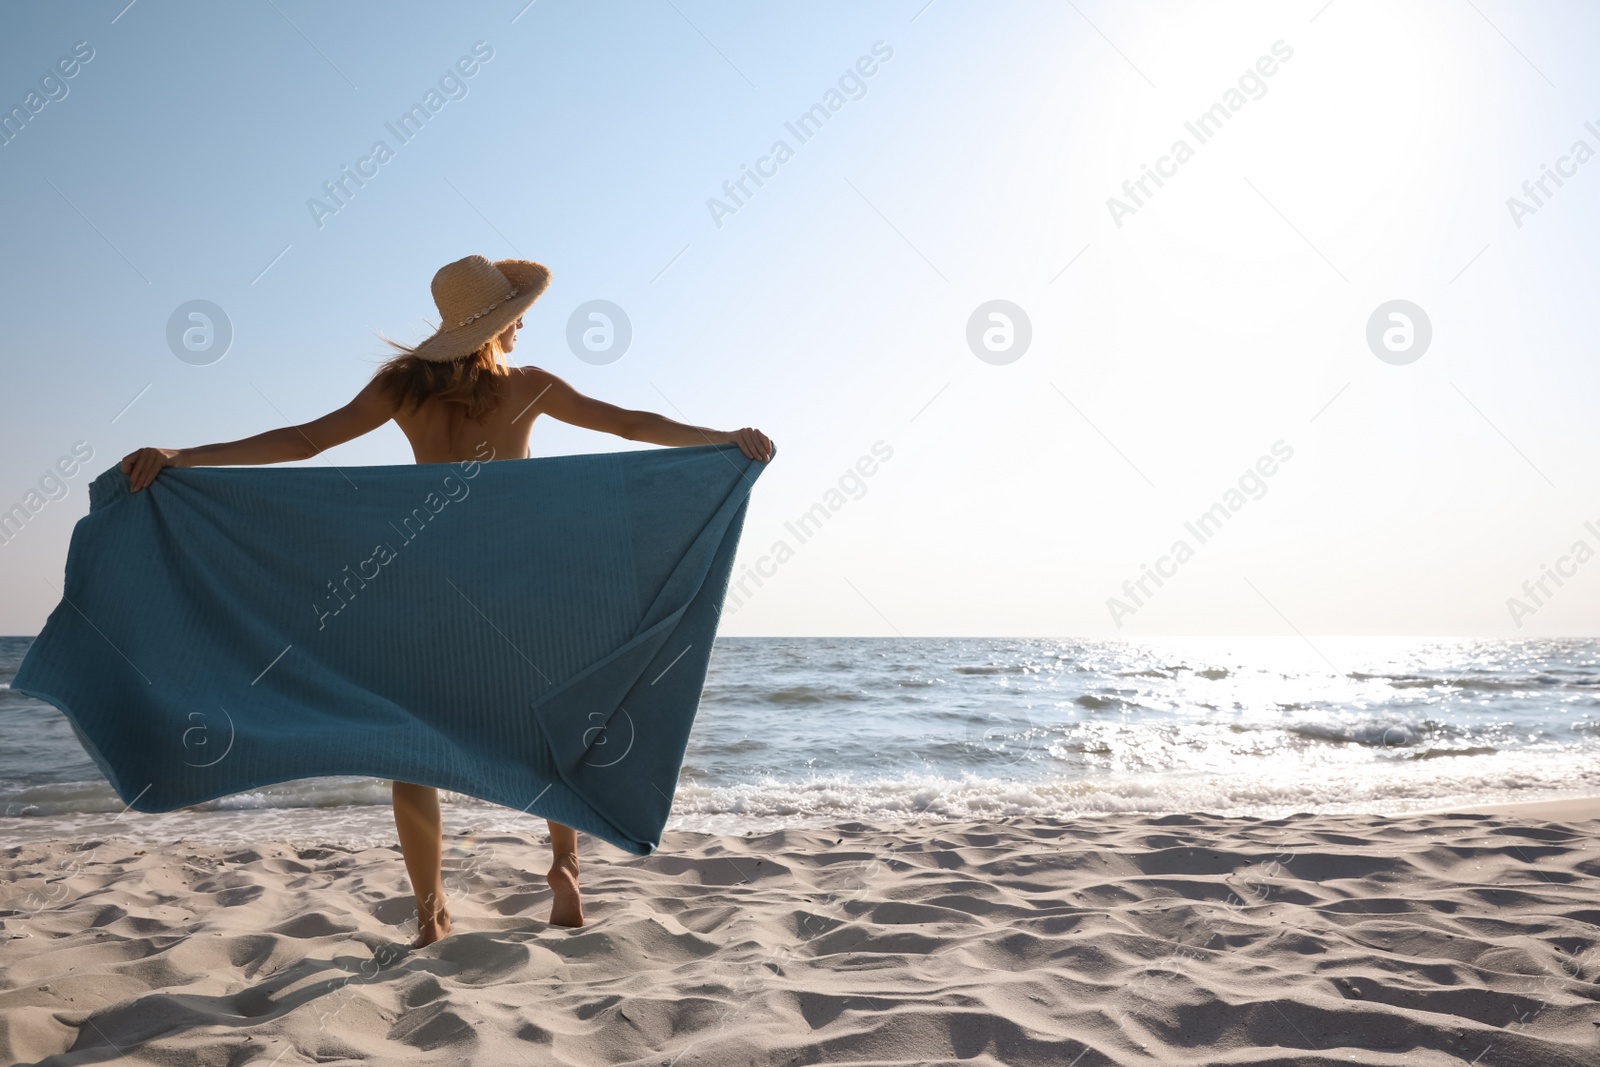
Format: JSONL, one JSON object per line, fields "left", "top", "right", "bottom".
{"left": 121, "top": 378, "right": 398, "bottom": 491}
{"left": 527, "top": 369, "right": 773, "bottom": 461}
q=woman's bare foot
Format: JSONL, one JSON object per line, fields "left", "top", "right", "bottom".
{"left": 547, "top": 853, "right": 583, "bottom": 928}
{"left": 412, "top": 903, "right": 452, "bottom": 948}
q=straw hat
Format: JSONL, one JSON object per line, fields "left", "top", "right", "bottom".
{"left": 410, "top": 255, "right": 551, "bottom": 362}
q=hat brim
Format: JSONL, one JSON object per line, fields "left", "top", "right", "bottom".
{"left": 409, "top": 259, "right": 551, "bottom": 363}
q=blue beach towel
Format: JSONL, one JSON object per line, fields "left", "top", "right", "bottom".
{"left": 13, "top": 442, "right": 767, "bottom": 855}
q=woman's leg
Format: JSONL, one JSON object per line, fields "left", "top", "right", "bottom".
{"left": 546, "top": 821, "right": 583, "bottom": 928}
{"left": 392, "top": 781, "right": 451, "bottom": 947}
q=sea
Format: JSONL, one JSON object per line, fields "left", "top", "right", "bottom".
{"left": 3, "top": 635, "right": 1599, "bottom": 847}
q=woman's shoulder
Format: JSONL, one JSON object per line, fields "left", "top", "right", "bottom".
{"left": 509, "top": 364, "right": 569, "bottom": 395}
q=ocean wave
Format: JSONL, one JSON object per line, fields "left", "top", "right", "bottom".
{"left": 704, "top": 684, "right": 869, "bottom": 705}
{"left": 1347, "top": 671, "right": 1587, "bottom": 692}
{"left": 1403, "top": 746, "right": 1499, "bottom": 761}
{"left": 1567, "top": 719, "right": 1600, "bottom": 734}
{"left": 1286, "top": 719, "right": 1443, "bottom": 747}
{"left": 664, "top": 751, "right": 1600, "bottom": 826}
{"left": 762, "top": 685, "right": 865, "bottom": 705}
{"left": 1075, "top": 694, "right": 1139, "bottom": 711}
{"left": 0, "top": 776, "right": 397, "bottom": 817}
{"left": 7, "top": 748, "right": 1600, "bottom": 841}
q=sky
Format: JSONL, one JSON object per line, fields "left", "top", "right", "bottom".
{"left": 0, "top": 0, "right": 1596, "bottom": 638}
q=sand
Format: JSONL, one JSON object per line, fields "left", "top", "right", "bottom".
{"left": 4, "top": 805, "right": 1600, "bottom": 1066}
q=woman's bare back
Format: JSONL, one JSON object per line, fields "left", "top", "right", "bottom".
{"left": 392, "top": 366, "right": 551, "bottom": 465}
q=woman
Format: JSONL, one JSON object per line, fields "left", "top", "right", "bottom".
{"left": 121, "top": 255, "right": 773, "bottom": 946}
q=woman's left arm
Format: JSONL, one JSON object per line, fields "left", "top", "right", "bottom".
{"left": 121, "top": 378, "right": 396, "bottom": 492}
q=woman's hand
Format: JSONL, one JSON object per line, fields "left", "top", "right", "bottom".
{"left": 728, "top": 427, "right": 773, "bottom": 462}
{"left": 120, "top": 447, "right": 183, "bottom": 493}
